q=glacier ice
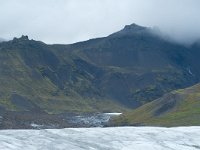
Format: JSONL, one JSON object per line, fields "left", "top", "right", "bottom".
{"left": 0, "top": 127, "right": 200, "bottom": 150}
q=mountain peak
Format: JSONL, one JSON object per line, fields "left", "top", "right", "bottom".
{"left": 123, "top": 23, "right": 146, "bottom": 32}
{"left": 109, "top": 23, "right": 148, "bottom": 37}
{"left": 13, "top": 35, "right": 29, "bottom": 41}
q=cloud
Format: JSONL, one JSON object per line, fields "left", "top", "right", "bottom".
{"left": 0, "top": 38, "right": 5, "bottom": 42}
{"left": 0, "top": 0, "right": 200, "bottom": 44}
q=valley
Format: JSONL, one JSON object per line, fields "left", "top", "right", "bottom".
{"left": 0, "top": 24, "right": 200, "bottom": 127}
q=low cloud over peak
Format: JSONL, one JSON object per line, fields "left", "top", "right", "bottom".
{"left": 0, "top": 0, "right": 200, "bottom": 45}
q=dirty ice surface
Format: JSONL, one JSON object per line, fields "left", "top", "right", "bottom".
{"left": 0, "top": 126, "right": 200, "bottom": 150}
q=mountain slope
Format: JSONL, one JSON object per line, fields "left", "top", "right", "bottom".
{"left": 53, "top": 24, "right": 200, "bottom": 106}
{"left": 111, "top": 83, "right": 200, "bottom": 126}
{"left": 0, "top": 24, "right": 200, "bottom": 113}
{"left": 0, "top": 36, "right": 126, "bottom": 113}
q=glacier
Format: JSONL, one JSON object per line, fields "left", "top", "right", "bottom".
{"left": 0, "top": 127, "right": 200, "bottom": 150}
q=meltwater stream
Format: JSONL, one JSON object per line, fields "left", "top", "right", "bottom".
{"left": 0, "top": 126, "right": 200, "bottom": 150}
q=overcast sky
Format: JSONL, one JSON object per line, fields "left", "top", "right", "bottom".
{"left": 0, "top": 0, "right": 200, "bottom": 44}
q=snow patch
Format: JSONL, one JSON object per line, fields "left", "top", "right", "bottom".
{"left": 30, "top": 123, "right": 44, "bottom": 128}
{"left": 104, "top": 113, "right": 122, "bottom": 116}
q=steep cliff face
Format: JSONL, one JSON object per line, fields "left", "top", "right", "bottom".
{"left": 0, "top": 24, "right": 200, "bottom": 113}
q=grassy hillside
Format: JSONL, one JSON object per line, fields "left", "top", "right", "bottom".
{"left": 0, "top": 36, "right": 127, "bottom": 113}
{"left": 0, "top": 23, "right": 200, "bottom": 114}
{"left": 111, "top": 83, "right": 200, "bottom": 126}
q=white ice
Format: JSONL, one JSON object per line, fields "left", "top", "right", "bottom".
{"left": 0, "top": 126, "right": 200, "bottom": 150}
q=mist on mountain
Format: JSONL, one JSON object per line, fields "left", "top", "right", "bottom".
{"left": 0, "top": 0, "right": 200, "bottom": 45}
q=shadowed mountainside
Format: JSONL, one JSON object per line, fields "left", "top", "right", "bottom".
{"left": 0, "top": 24, "right": 200, "bottom": 114}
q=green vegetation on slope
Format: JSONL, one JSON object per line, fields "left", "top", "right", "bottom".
{"left": 111, "top": 83, "right": 200, "bottom": 126}
{"left": 1, "top": 23, "right": 200, "bottom": 114}
{"left": 0, "top": 36, "right": 128, "bottom": 113}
